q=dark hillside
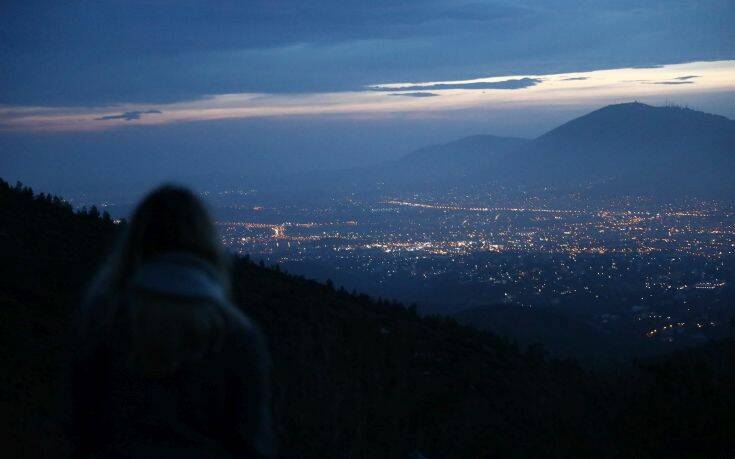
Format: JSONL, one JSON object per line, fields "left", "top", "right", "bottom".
{"left": 1, "top": 178, "right": 734, "bottom": 458}
{"left": 614, "top": 339, "right": 735, "bottom": 458}
{"left": 453, "top": 304, "right": 654, "bottom": 360}
{"left": 0, "top": 182, "right": 119, "bottom": 457}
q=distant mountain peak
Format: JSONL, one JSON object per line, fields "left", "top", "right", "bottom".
{"left": 574, "top": 101, "right": 732, "bottom": 124}
{"left": 342, "top": 102, "right": 733, "bottom": 196}
{"left": 498, "top": 102, "right": 735, "bottom": 195}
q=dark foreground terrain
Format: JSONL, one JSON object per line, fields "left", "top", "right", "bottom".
{"left": 1, "top": 179, "right": 734, "bottom": 458}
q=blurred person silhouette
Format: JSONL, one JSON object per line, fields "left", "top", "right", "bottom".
{"left": 69, "top": 185, "right": 274, "bottom": 458}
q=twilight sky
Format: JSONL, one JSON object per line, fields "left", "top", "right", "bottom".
{"left": 1, "top": 1, "right": 734, "bottom": 192}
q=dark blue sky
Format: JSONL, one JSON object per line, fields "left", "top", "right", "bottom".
{"left": 1, "top": 1, "right": 734, "bottom": 193}
{"left": 2, "top": 0, "right": 733, "bottom": 105}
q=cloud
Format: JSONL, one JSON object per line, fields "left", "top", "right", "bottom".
{"left": 1, "top": 1, "right": 732, "bottom": 106}
{"left": 561, "top": 77, "right": 589, "bottom": 81}
{"left": 635, "top": 76, "right": 700, "bottom": 85}
{"left": 387, "top": 92, "right": 439, "bottom": 98}
{"left": 649, "top": 81, "right": 695, "bottom": 85}
{"left": 376, "top": 78, "right": 543, "bottom": 92}
{"left": 3, "top": 60, "right": 735, "bottom": 132}
{"left": 94, "top": 110, "right": 162, "bottom": 121}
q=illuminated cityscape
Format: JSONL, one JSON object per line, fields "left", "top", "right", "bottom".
{"left": 209, "top": 188, "right": 735, "bottom": 348}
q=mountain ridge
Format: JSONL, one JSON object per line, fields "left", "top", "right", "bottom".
{"left": 370, "top": 102, "right": 735, "bottom": 196}
{"left": 500, "top": 102, "right": 735, "bottom": 184}
{"left": 398, "top": 134, "right": 527, "bottom": 163}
